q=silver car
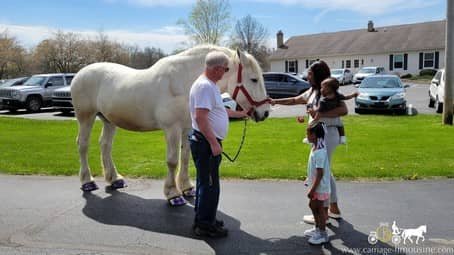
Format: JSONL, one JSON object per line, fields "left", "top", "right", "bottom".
{"left": 355, "top": 75, "right": 409, "bottom": 114}
{"left": 331, "top": 68, "right": 353, "bottom": 85}
{"left": 0, "top": 73, "right": 74, "bottom": 112}
{"left": 353, "top": 67, "right": 386, "bottom": 84}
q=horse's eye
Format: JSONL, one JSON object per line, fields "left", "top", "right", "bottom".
{"left": 251, "top": 78, "right": 258, "bottom": 83}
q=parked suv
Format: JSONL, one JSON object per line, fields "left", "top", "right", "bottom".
{"left": 428, "top": 69, "right": 445, "bottom": 113}
{"left": 353, "top": 67, "right": 386, "bottom": 84}
{"left": 52, "top": 85, "right": 73, "bottom": 114}
{"left": 263, "top": 72, "right": 310, "bottom": 98}
{"left": 0, "top": 73, "right": 74, "bottom": 112}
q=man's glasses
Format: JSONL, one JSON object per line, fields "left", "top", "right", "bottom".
{"left": 216, "top": 66, "right": 229, "bottom": 72}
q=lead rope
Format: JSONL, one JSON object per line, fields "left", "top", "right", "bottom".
{"left": 222, "top": 118, "right": 248, "bottom": 162}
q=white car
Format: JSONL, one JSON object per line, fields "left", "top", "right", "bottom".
{"left": 331, "top": 68, "right": 353, "bottom": 85}
{"left": 428, "top": 69, "right": 445, "bottom": 113}
{"left": 221, "top": 93, "right": 237, "bottom": 110}
{"left": 353, "top": 67, "right": 386, "bottom": 84}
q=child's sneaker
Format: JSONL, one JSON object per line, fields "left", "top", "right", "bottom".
{"left": 308, "top": 230, "right": 329, "bottom": 245}
{"left": 302, "top": 138, "right": 310, "bottom": 144}
{"left": 304, "top": 227, "right": 319, "bottom": 237}
{"left": 339, "top": 136, "right": 347, "bottom": 144}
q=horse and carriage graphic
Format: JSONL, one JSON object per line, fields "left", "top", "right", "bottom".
{"left": 368, "top": 221, "right": 427, "bottom": 246}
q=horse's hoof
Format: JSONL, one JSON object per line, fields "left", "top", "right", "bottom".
{"left": 81, "top": 181, "right": 99, "bottom": 192}
{"left": 168, "top": 196, "right": 187, "bottom": 206}
{"left": 109, "top": 179, "right": 128, "bottom": 190}
{"left": 183, "top": 187, "right": 196, "bottom": 197}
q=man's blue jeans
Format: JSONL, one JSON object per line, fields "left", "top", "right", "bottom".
{"left": 189, "top": 130, "right": 222, "bottom": 227}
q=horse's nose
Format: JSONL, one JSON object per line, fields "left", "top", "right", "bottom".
{"left": 264, "top": 111, "right": 269, "bottom": 118}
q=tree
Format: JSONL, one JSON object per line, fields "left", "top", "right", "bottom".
{"left": 230, "top": 15, "right": 270, "bottom": 70}
{"left": 32, "top": 31, "right": 86, "bottom": 73}
{"left": 178, "top": 0, "right": 231, "bottom": 45}
{"left": 0, "top": 30, "right": 26, "bottom": 79}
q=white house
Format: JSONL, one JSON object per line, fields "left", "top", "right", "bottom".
{"left": 269, "top": 20, "right": 445, "bottom": 76}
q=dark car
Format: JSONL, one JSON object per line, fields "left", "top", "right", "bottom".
{"left": 263, "top": 72, "right": 310, "bottom": 98}
{"left": 0, "top": 77, "right": 29, "bottom": 88}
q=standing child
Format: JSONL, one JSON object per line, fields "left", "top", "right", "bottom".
{"left": 304, "top": 121, "right": 331, "bottom": 245}
{"left": 307, "top": 77, "right": 358, "bottom": 144}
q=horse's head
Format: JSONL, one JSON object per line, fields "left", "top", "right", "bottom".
{"left": 221, "top": 49, "right": 270, "bottom": 122}
{"left": 421, "top": 225, "right": 427, "bottom": 233}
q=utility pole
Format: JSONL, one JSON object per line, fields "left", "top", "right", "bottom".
{"left": 443, "top": 0, "right": 453, "bottom": 124}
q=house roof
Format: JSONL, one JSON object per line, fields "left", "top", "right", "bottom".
{"left": 269, "top": 20, "right": 446, "bottom": 60}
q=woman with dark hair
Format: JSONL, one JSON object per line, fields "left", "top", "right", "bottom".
{"left": 270, "top": 60, "right": 347, "bottom": 224}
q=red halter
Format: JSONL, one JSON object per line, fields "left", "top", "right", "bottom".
{"left": 231, "top": 63, "right": 269, "bottom": 115}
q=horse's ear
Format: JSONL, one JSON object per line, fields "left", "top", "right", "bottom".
{"left": 236, "top": 48, "right": 247, "bottom": 64}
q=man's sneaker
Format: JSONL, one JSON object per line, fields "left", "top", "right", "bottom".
{"left": 193, "top": 225, "right": 228, "bottom": 238}
{"left": 340, "top": 136, "right": 347, "bottom": 144}
{"left": 308, "top": 231, "right": 329, "bottom": 245}
{"left": 304, "top": 227, "right": 319, "bottom": 237}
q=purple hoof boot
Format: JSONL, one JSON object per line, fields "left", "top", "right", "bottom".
{"left": 183, "top": 188, "right": 196, "bottom": 198}
{"left": 168, "top": 196, "right": 187, "bottom": 206}
{"left": 109, "top": 179, "right": 128, "bottom": 190}
{"left": 81, "top": 181, "right": 99, "bottom": 192}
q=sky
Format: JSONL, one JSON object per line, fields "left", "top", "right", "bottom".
{"left": 0, "top": 0, "right": 447, "bottom": 54}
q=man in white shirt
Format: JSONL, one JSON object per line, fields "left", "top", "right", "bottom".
{"left": 189, "top": 51, "right": 248, "bottom": 238}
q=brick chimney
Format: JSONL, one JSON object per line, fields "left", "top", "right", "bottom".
{"left": 276, "top": 30, "right": 287, "bottom": 49}
{"left": 368, "top": 20, "right": 376, "bottom": 32}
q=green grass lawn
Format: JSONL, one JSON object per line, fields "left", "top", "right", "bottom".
{"left": 0, "top": 115, "right": 453, "bottom": 180}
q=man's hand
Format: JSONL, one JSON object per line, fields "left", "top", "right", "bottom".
{"left": 210, "top": 142, "right": 222, "bottom": 156}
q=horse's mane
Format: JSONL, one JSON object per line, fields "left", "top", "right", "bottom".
{"left": 178, "top": 44, "right": 264, "bottom": 82}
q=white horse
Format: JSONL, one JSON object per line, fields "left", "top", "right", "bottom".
{"left": 71, "top": 45, "right": 270, "bottom": 206}
{"left": 401, "top": 225, "right": 426, "bottom": 244}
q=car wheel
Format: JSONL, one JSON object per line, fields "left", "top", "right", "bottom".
{"left": 26, "top": 96, "right": 42, "bottom": 113}
{"left": 435, "top": 97, "right": 443, "bottom": 113}
{"left": 354, "top": 108, "right": 363, "bottom": 114}
{"left": 8, "top": 109, "right": 17, "bottom": 113}
{"left": 428, "top": 96, "right": 435, "bottom": 108}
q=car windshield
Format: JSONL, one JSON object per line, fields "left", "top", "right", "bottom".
{"left": 360, "top": 77, "right": 401, "bottom": 88}
{"left": 0, "top": 78, "right": 22, "bottom": 87}
{"left": 358, "top": 68, "right": 376, "bottom": 74}
{"left": 23, "top": 76, "right": 47, "bottom": 86}
{"left": 331, "top": 69, "right": 343, "bottom": 75}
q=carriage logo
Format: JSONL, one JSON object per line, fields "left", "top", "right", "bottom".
{"left": 368, "top": 220, "right": 427, "bottom": 246}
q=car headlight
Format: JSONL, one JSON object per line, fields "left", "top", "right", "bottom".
{"left": 11, "top": 90, "right": 21, "bottom": 99}
{"left": 389, "top": 92, "right": 405, "bottom": 100}
{"left": 357, "top": 93, "right": 369, "bottom": 100}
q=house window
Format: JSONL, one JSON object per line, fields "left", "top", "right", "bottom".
{"left": 354, "top": 59, "right": 359, "bottom": 68}
{"left": 394, "top": 54, "right": 403, "bottom": 69}
{"left": 341, "top": 60, "right": 344, "bottom": 68}
{"left": 361, "top": 59, "right": 364, "bottom": 65}
{"left": 346, "top": 60, "right": 351, "bottom": 68}
{"left": 424, "top": 52, "right": 434, "bottom": 68}
{"left": 286, "top": 60, "right": 298, "bottom": 73}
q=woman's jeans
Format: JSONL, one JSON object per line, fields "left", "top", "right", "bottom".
{"left": 189, "top": 130, "right": 222, "bottom": 227}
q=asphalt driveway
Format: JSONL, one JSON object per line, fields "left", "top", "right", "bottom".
{"left": 1, "top": 175, "right": 453, "bottom": 254}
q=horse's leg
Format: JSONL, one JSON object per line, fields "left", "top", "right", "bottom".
{"left": 76, "top": 111, "right": 98, "bottom": 191}
{"left": 100, "top": 119, "right": 126, "bottom": 189}
{"left": 164, "top": 126, "right": 186, "bottom": 206}
{"left": 177, "top": 128, "right": 195, "bottom": 197}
